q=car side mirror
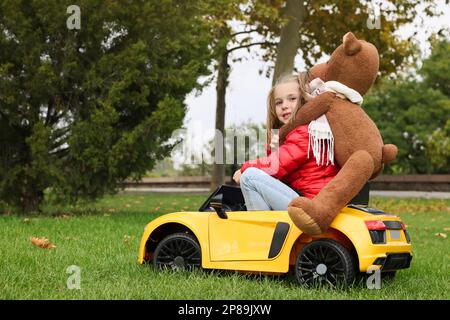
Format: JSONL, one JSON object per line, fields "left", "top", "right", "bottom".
{"left": 210, "top": 194, "right": 228, "bottom": 219}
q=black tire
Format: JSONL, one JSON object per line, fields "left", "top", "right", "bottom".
{"left": 295, "top": 239, "right": 356, "bottom": 288}
{"left": 153, "top": 233, "right": 201, "bottom": 271}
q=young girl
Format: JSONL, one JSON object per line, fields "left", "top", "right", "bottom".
{"left": 233, "top": 73, "right": 339, "bottom": 210}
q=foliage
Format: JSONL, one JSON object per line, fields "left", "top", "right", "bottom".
{"left": 144, "top": 158, "right": 179, "bottom": 178}
{"left": 0, "top": 1, "right": 214, "bottom": 211}
{"left": 426, "top": 119, "right": 450, "bottom": 171}
{"left": 421, "top": 38, "right": 450, "bottom": 97}
{"left": 148, "top": 121, "right": 266, "bottom": 178}
{"left": 263, "top": 0, "right": 444, "bottom": 79}
{"left": 178, "top": 162, "right": 212, "bottom": 177}
{"left": 204, "top": 121, "right": 266, "bottom": 177}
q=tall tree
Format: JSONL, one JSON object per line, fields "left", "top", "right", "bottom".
{"left": 0, "top": 0, "right": 214, "bottom": 212}
{"left": 272, "top": 0, "right": 305, "bottom": 84}
{"left": 270, "top": 0, "right": 443, "bottom": 83}
{"left": 206, "top": 0, "right": 279, "bottom": 190}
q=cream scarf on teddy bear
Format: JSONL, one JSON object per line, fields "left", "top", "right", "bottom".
{"left": 306, "top": 78, "right": 364, "bottom": 166}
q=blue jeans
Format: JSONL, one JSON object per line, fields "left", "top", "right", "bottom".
{"left": 240, "top": 167, "right": 300, "bottom": 210}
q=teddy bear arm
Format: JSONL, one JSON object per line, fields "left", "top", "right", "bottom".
{"left": 295, "top": 91, "right": 335, "bottom": 124}
{"left": 279, "top": 92, "right": 335, "bottom": 144}
{"left": 382, "top": 144, "right": 398, "bottom": 163}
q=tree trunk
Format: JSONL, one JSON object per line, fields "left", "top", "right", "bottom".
{"left": 272, "top": 0, "right": 306, "bottom": 85}
{"left": 210, "top": 50, "right": 230, "bottom": 191}
{"left": 21, "top": 183, "right": 44, "bottom": 214}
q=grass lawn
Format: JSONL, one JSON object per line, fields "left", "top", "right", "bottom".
{"left": 0, "top": 192, "right": 449, "bottom": 300}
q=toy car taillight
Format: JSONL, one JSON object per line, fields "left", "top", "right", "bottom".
{"left": 365, "top": 220, "right": 386, "bottom": 230}
{"left": 365, "top": 220, "right": 386, "bottom": 244}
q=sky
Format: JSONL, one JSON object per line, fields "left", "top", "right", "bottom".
{"left": 173, "top": 1, "right": 450, "bottom": 167}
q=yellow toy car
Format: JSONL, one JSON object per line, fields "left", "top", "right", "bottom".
{"left": 138, "top": 185, "right": 412, "bottom": 287}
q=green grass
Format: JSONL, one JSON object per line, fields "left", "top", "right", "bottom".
{"left": 0, "top": 193, "right": 449, "bottom": 299}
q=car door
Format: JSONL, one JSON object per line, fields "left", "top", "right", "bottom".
{"left": 208, "top": 211, "right": 290, "bottom": 261}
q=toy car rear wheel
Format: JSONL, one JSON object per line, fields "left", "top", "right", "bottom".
{"left": 153, "top": 233, "right": 201, "bottom": 271}
{"left": 295, "top": 239, "right": 355, "bottom": 288}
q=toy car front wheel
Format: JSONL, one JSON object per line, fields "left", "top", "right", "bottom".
{"left": 295, "top": 239, "right": 355, "bottom": 288}
{"left": 153, "top": 233, "right": 201, "bottom": 271}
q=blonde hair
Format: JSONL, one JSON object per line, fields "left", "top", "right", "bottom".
{"left": 266, "top": 71, "right": 310, "bottom": 145}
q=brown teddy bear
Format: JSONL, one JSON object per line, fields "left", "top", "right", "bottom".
{"left": 278, "top": 32, "right": 398, "bottom": 235}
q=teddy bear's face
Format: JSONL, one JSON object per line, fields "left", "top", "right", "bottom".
{"left": 313, "top": 32, "right": 379, "bottom": 96}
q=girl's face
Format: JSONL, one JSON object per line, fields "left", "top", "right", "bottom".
{"left": 274, "top": 82, "right": 300, "bottom": 124}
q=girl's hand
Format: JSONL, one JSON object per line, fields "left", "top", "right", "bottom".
{"left": 233, "top": 169, "right": 242, "bottom": 184}
{"left": 270, "top": 133, "right": 279, "bottom": 150}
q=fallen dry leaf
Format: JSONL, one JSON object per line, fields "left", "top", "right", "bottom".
{"left": 123, "top": 235, "right": 134, "bottom": 244}
{"left": 434, "top": 233, "right": 447, "bottom": 239}
{"left": 124, "top": 204, "right": 131, "bottom": 208}
{"left": 31, "top": 237, "right": 56, "bottom": 249}
{"left": 444, "top": 228, "right": 450, "bottom": 232}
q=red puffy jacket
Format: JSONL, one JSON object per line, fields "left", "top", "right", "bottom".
{"left": 240, "top": 124, "right": 339, "bottom": 199}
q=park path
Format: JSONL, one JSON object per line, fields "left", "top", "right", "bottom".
{"left": 123, "top": 188, "right": 450, "bottom": 199}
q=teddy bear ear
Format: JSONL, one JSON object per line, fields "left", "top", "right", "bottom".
{"left": 343, "top": 32, "right": 362, "bottom": 55}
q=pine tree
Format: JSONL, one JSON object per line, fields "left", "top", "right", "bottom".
{"left": 0, "top": 1, "right": 213, "bottom": 211}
